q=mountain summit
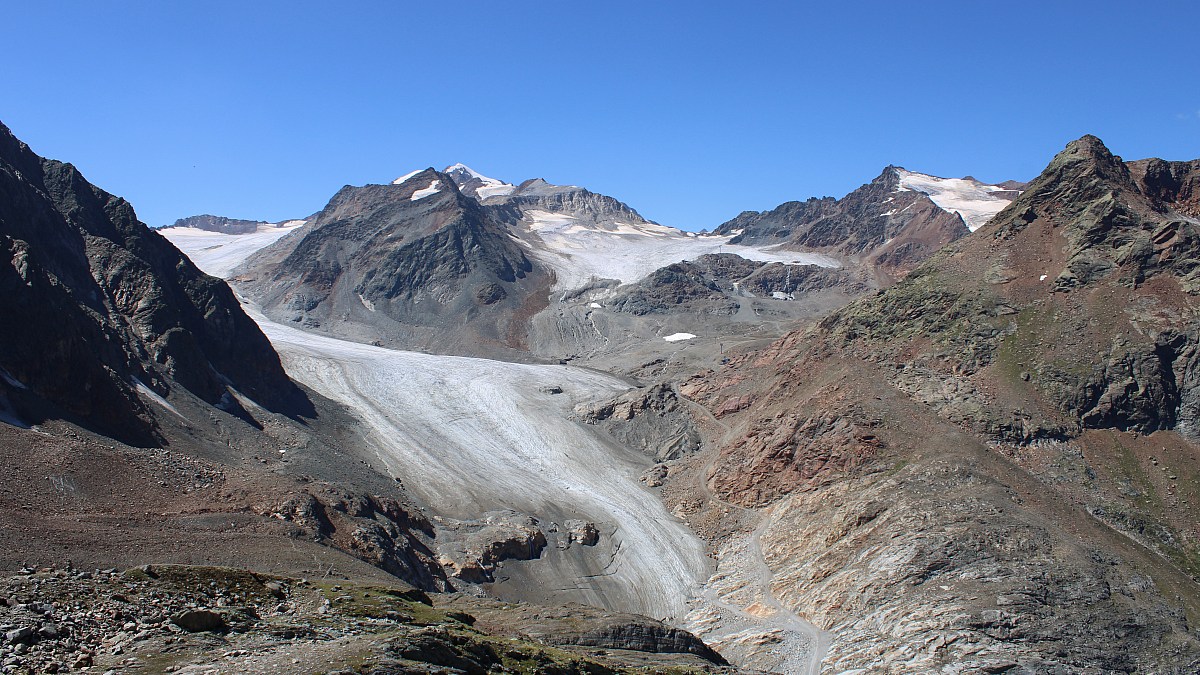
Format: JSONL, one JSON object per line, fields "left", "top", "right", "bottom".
{"left": 441, "top": 163, "right": 516, "bottom": 200}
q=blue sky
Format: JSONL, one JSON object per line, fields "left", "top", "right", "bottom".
{"left": 3, "top": 1, "right": 1198, "bottom": 229}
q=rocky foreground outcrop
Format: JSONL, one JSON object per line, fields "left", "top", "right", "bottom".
{"left": 0, "top": 565, "right": 730, "bottom": 674}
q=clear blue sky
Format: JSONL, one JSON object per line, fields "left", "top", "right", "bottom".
{"left": 4, "top": 1, "right": 1198, "bottom": 229}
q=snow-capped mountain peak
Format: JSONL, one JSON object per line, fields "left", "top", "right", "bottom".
{"left": 442, "top": 163, "right": 516, "bottom": 200}
{"left": 392, "top": 169, "right": 425, "bottom": 185}
{"left": 893, "top": 167, "right": 1021, "bottom": 231}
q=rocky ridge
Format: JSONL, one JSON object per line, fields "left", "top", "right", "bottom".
{"left": 235, "top": 168, "right": 552, "bottom": 357}
{"left": 715, "top": 166, "right": 1012, "bottom": 281}
{"left": 659, "top": 136, "right": 1200, "bottom": 671}
{"left": 165, "top": 214, "right": 269, "bottom": 235}
{"left": 0, "top": 121, "right": 309, "bottom": 447}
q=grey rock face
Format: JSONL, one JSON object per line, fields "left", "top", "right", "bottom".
{"left": 608, "top": 253, "right": 859, "bottom": 317}
{"left": 576, "top": 384, "right": 702, "bottom": 462}
{"left": 237, "top": 169, "right": 551, "bottom": 355}
{"left": 171, "top": 609, "right": 226, "bottom": 633}
{"left": 492, "top": 177, "right": 653, "bottom": 228}
{"left": 165, "top": 214, "right": 266, "bottom": 234}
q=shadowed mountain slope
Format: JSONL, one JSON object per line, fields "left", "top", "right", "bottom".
{"left": 0, "top": 121, "right": 310, "bottom": 445}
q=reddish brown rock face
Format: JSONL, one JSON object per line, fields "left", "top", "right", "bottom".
{"left": 666, "top": 136, "right": 1200, "bottom": 670}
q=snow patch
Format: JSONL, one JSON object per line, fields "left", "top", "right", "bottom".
{"left": 392, "top": 169, "right": 423, "bottom": 185}
{"left": 475, "top": 183, "right": 516, "bottom": 199}
{"left": 359, "top": 294, "right": 376, "bottom": 312}
{"left": 444, "top": 163, "right": 516, "bottom": 200}
{"left": 1039, "top": 274, "right": 1048, "bottom": 281}
{"left": 663, "top": 333, "right": 697, "bottom": 342}
{"left": 894, "top": 168, "right": 1015, "bottom": 231}
{"left": 410, "top": 180, "right": 441, "bottom": 201}
{"left": 0, "top": 368, "right": 27, "bottom": 390}
{"left": 131, "top": 378, "right": 188, "bottom": 421}
{"left": 588, "top": 302, "right": 602, "bottom": 309}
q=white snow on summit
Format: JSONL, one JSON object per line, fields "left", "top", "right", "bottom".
{"left": 443, "top": 163, "right": 516, "bottom": 200}
{"left": 894, "top": 168, "right": 1016, "bottom": 231}
{"left": 392, "top": 169, "right": 423, "bottom": 185}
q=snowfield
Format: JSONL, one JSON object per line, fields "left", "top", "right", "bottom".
{"left": 895, "top": 168, "right": 1015, "bottom": 231}
{"left": 249, "top": 309, "right": 710, "bottom": 621}
{"left": 444, "top": 163, "right": 516, "bottom": 200}
{"left": 518, "top": 210, "right": 841, "bottom": 293}
{"left": 159, "top": 221, "right": 307, "bottom": 278}
{"left": 410, "top": 179, "right": 441, "bottom": 200}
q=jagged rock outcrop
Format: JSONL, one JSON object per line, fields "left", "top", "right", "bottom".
{"left": 166, "top": 214, "right": 267, "bottom": 234}
{"left": 1129, "top": 157, "right": 1200, "bottom": 220}
{"left": 273, "top": 486, "right": 446, "bottom": 590}
{"left": 0, "top": 121, "right": 309, "bottom": 446}
{"left": 576, "top": 383, "right": 702, "bottom": 461}
{"left": 235, "top": 169, "right": 551, "bottom": 356}
{"left": 714, "top": 166, "right": 976, "bottom": 278}
{"left": 432, "top": 511, "right": 549, "bottom": 584}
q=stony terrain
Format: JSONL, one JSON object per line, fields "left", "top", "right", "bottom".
{"left": 0, "top": 564, "right": 732, "bottom": 674}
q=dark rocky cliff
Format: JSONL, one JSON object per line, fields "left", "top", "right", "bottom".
{"left": 0, "top": 121, "right": 309, "bottom": 446}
